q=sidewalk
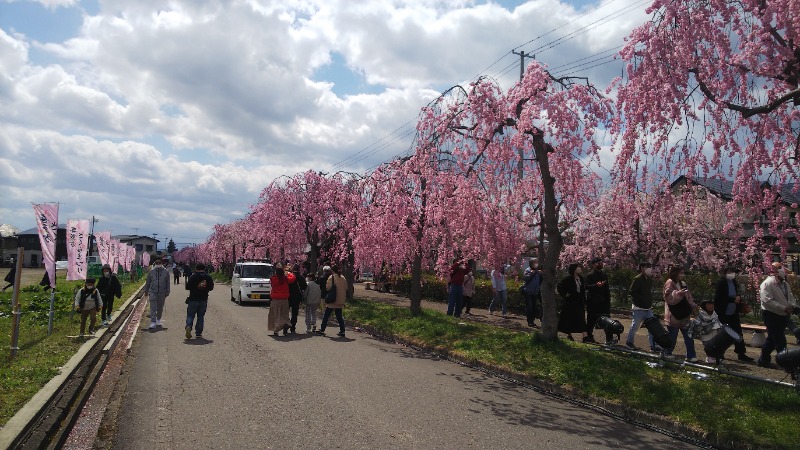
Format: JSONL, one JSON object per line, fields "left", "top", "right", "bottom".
{"left": 353, "top": 283, "right": 797, "bottom": 381}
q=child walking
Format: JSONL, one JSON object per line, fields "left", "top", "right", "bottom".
{"left": 74, "top": 278, "right": 103, "bottom": 336}
{"left": 304, "top": 273, "right": 322, "bottom": 333}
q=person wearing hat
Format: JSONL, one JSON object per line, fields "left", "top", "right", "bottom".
{"left": 143, "top": 256, "right": 171, "bottom": 329}
{"left": 184, "top": 263, "right": 214, "bottom": 339}
{"left": 757, "top": 262, "right": 798, "bottom": 368}
{"left": 522, "top": 258, "right": 543, "bottom": 327}
{"left": 584, "top": 257, "right": 610, "bottom": 343}
{"left": 625, "top": 261, "right": 657, "bottom": 351}
{"left": 689, "top": 298, "right": 724, "bottom": 363}
{"left": 74, "top": 278, "right": 103, "bottom": 336}
{"left": 97, "top": 263, "right": 122, "bottom": 326}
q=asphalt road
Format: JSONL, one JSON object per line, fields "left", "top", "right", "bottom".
{"left": 111, "top": 284, "right": 698, "bottom": 449}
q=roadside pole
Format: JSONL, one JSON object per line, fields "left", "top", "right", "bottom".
{"left": 47, "top": 288, "right": 56, "bottom": 335}
{"left": 10, "top": 247, "right": 24, "bottom": 358}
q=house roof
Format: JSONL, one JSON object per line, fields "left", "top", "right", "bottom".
{"left": 672, "top": 175, "right": 799, "bottom": 205}
{"left": 18, "top": 224, "right": 67, "bottom": 235}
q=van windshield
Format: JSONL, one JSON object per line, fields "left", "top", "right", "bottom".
{"left": 242, "top": 265, "right": 273, "bottom": 279}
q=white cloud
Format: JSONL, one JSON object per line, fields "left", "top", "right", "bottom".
{"left": 0, "top": 0, "right": 653, "bottom": 241}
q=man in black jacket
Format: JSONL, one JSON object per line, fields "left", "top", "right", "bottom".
{"left": 185, "top": 264, "right": 214, "bottom": 339}
{"left": 97, "top": 264, "right": 122, "bottom": 326}
{"left": 288, "top": 264, "right": 307, "bottom": 334}
{"left": 713, "top": 267, "right": 754, "bottom": 362}
{"left": 585, "top": 257, "right": 610, "bottom": 343}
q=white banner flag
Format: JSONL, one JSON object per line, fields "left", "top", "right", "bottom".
{"left": 32, "top": 203, "right": 59, "bottom": 288}
{"left": 66, "top": 219, "right": 89, "bottom": 281}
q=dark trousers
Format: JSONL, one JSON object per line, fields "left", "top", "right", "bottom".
{"left": 320, "top": 307, "right": 345, "bottom": 333}
{"left": 461, "top": 295, "right": 473, "bottom": 314}
{"left": 524, "top": 293, "right": 540, "bottom": 325}
{"left": 760, "top": 310, "right": 789, "bottom": 363}
{"left": 289, "top": 302, "right": 300, "bottom": 331}
{"left": 186, "top": 300, "right": 208, "bottom": 336}
{"left": 719, "top": 313, "right": 747, "bottom": 355}
{"left": 101, "top": 295, "right": 115, "bottom": 321}
{"left": 585, "top": 300, "right": 610, "bottom": 336}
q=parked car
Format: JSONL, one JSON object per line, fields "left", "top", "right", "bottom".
{"left": 230, "top": 261, "right": 274, "bottom": 305}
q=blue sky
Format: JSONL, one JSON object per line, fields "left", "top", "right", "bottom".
{"left": 0, "top": 0, "right": 651, "bottom": 247}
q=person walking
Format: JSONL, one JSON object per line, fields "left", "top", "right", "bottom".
{"left": 461, "top": 261, "right": 476, "bottom": 315}
{"left": 318, "top": 265, "right": 332, "bottom": 300}
{"left": 173, "top": 264, "right": 181, "bottom": 285}
{"left": 268, "top": 263, "right": 294, "bottom": 336}
{"left": 288, "top": 264, "right": 307, "bottom": 334}
{"left": 625, "top": 262, "right": 657, "bottom": 351}
{"left": 663, "top": 265, "right": 698, "bottom": 362}
{"left": 317, "top": 265, "right": 347, "bottom": 337}
{"left": 489, "top": 264, "right": 508, "bottom": 317}
{"left": 557, "top": 263, "right": 589, "bottom": 342}
{"left": 714, "top": 267, "right": 754, "bottom": 362}
{"left": 143, "top": 257, "right": 171, "bottom": 329}
{"left": 74, "top": 278, "right": 103, "bottom": 336}
{"left": 584, "top": 257, "right": 610, "bottom": 342}
{"left": 182, "top": 263, "right": 191, "bottom": 287}
{"left": 757, "top": 262, "right": 798, "bottom": 368}
{"left": 522, "top": 258, "right": 543, "bottom": 327}
{"left": 184, "top": 264, "right": 214, "bottom": 339}
{"left": 97, "top": 264, "right": 122, "bottom": 326}
{"left": 447, "top": 258, "right": 469, "bottom": 317}
{"left": 303, "top": 273, "right": 321, "bottom": 333}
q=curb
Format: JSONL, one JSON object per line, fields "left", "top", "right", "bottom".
{"left": 0, "top": 284, "right": 145, "bottom": 449}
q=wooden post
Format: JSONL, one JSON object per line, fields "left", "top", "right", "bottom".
{"left": 9, "top": 247, "right": 24, "bottom": 358}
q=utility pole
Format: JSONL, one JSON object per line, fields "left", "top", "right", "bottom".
{"left": 512, "top": 50, "right": 536, "bottom": 180}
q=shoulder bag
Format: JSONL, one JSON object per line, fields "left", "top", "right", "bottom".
{"left": 325, "top": 276, "right": 337, "bottom": 304}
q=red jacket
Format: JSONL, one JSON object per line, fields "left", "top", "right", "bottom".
{"left": 270, "top": 272, "right": 296, "bottom": 300}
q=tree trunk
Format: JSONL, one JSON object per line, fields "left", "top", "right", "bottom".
{"left": 410, "top": 251, "right": 423, "bottom": 315}
{"left": 533, "top": 135, "right": 563, "bottom": 342}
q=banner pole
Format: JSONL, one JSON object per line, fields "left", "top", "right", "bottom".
{"left": 47, "top": 289, "right": 55, "bottom": 335}
{"left": 10, "top": 247, "right": 24, "bottom": 358}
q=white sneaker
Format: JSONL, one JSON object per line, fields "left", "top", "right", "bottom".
{"left": 149, "top": 322, "right": 156, "bottom": 329}
{"left": 102, "top": 320, "right": 108, "bottom": 326}
{"left": 156, "top": 320, "right": 162, "bottom": 327}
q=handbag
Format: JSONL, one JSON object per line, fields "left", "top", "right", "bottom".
{"left": 325, "top": 276, "right": 337, "bottom": 304}
{"left": 669, "top": 297, "right": 692, "bottom": 320}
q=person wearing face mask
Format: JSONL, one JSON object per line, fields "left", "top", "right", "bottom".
{"left": 97, "top": 264, "right": 122, "bottom": 326}
{"left": 663, "top": 265, "right": 698, "bottom": 362}
{"left": 74, "top": 278, "right": 103, "bottom": 336}
{"left": 585, "top": 257, "right": 610, "bottom": 342}
{"left": 143, "top": 257, "right": 171, "bottom": 329}
{"left": 714, "top": 266, "right": 753, "bottom": 361}
{"left": 557, "top": 263, "right": 588, "bottom": 342}
{"left": 625, "top": 262, "right": 657, "bottom": 351}
{"left": 757, "top": 262, "right": 798, "bottom": 368}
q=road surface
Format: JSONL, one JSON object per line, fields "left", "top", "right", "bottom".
{"left": 110, "top": 284, "right": 698, "bottom": 449}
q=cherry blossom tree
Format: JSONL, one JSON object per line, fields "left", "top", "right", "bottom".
{"left": 614, "top": 0, "right": 800, "bottom": 273}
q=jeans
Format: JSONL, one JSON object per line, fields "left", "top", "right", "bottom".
{"left": 101, "top": 295, "right": 115, "bottom": 321}
{"left": 490, "top": 290, "right": 507, "bottom": 315}
{"left": 626, "top": 308, "right": 655, "bottom": 349}
{"left": 667, "top": 326, "right": 697, "bottom": 359}
{"left": 320, "top": 307, "right": 345, "bottom": 333}
{"left": 447, "top": 284, "right": 464, "bottom": 317}
{"left": 760, "top": 310, "right": 789, "bottom": 363}
{"left": 186, "top": 300, "right": 208, "bottom": 335}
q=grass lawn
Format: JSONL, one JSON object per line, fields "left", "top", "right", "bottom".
{"left": 346, "top": 297, "right": 800, "bottom": 450}
{"left": 0, "top": 269, "right": 143, "bottom": 427}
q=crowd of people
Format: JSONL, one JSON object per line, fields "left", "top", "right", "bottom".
{"left": 444, "top": 257, "right": 798, "bottom": 367}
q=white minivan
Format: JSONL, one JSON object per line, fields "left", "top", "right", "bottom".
{"left": 230, "top": 261, "right": 274, "bottom": 305}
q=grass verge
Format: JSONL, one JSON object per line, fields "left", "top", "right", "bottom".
{"left": 0, "top": 273, "right": 143, "bottom": 427}
{"left": 346, "top": 297, "right": 799, "bottom": 450}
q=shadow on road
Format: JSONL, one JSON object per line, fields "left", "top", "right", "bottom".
{"left": 183, "top": 338, "right": 214, "bottom": 345}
